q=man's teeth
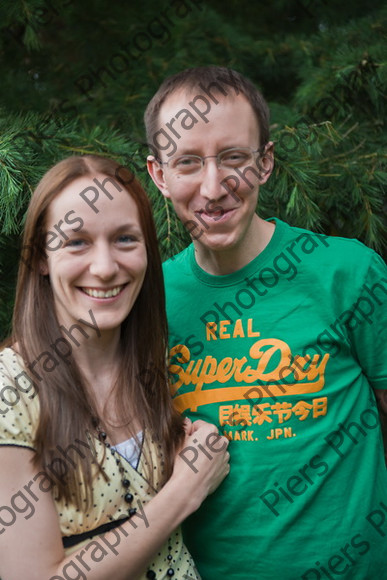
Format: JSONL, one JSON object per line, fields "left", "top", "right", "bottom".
{"left": 82, "top": 286, "right": 123, "bottom": 298}
{"left": 202, "top": 209, "right": 226, "bottom": 216}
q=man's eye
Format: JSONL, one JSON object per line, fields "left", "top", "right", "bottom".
{"left": 222, "top": 151, "right": 249, "bottom": 164}
{"left": 175, "top": 157, "right": 200, "bottom": 167}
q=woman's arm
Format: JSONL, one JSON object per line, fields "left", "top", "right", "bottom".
{"left": 0, "top": 421, "right": 229, "bottom": 580}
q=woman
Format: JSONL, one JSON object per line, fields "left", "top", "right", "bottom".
{"left": 0, "top": 155, "right": 229, "bottom": 579}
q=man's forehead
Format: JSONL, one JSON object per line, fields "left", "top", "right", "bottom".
{"left": 156, "top": 89, "right": 258, "bottom": 138}
{"left": 159, "top": 87, "right": 250, "bottom": 117}
{"left": 150, "top": 88, "right": 260, "bottom": 158}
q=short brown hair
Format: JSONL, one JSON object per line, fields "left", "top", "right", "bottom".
{"left": 144, "top": 66, "right": 270, "bottom": 155}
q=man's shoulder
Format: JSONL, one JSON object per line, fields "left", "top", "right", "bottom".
{"left": 278, "top": 219, "right": 381, "bottom": 265}
{"left": 162, "top": 244, "right": 193, "bottom": 276}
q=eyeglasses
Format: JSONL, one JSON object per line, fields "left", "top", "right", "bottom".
{"left": 159, "top": 146, "right": 264, "bottom": 176}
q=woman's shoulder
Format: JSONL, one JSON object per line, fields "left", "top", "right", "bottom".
{"left": 0, "top": 345, "right": 39, "bottom": 450}
{"left": 0, "top": 345, "right": 24, "bottom": 381}
{"left": 0, "top": 345, "right": 38, "bottom": 398}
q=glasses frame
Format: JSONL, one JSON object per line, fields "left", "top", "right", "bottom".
{"left": 157, "top": 145, "right": 267, "bottom": 176}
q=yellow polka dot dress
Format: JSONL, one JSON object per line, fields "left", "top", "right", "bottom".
{"left": 0, "top": 347, "right": 200, "bottom": 579}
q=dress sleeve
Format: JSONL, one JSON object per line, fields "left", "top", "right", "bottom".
{"left": 0, "top": 348, "right": 39, "bottom": 450}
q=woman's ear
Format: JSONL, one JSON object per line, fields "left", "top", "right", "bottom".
{"left": 147, "top": 155, "right": 170, "bottom": 198}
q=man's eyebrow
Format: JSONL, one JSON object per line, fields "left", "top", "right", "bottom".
{"left": 173, "top": 145, "right": 240, "bottom": 155}
{"left": 171, "top": 147, "right": 200, "bottom": 155}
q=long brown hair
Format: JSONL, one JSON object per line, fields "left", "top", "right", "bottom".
{"left": 10, "top": 155, "right": 183, "bottom": 507}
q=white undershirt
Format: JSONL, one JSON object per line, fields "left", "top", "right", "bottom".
{"left": 112, "top": 431, "right": 143, "bottom": 469}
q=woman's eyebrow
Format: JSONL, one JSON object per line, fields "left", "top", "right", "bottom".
{"left": 52, "top": 221, "right": 142, "bottom": 237}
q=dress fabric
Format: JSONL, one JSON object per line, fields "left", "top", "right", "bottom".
{"left": 0, "top": 347, "right": 200, "bottom": 579}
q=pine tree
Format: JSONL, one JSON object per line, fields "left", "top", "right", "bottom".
{"left": 0, "top": 0, "right": 385, "bottom": 338}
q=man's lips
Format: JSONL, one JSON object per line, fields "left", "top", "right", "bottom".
{"left": 194, "top": 207, "right": 237, "bottom": 222}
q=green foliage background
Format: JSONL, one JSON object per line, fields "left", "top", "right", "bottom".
{"left": 0, "top": 0, "right": 386, "bottom": 339}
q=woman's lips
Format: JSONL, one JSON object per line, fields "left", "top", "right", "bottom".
{"left": 80, "top": 284, "right": 127, "bottom": 299}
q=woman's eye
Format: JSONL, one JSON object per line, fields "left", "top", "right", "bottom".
{"left": 117, "top": 234, "right": 137, "bottom": 244}
{"left": 66, "top": 239, "right": 85, "bottom": 248}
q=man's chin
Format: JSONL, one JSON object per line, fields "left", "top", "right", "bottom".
{"left": 193, "top": 230, "right": 238, "bottom": 252}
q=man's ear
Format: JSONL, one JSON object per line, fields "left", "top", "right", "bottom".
{"left": 257, "top": 141, "right": 274, "bottom": 184}
{"left": 147, "top": 155, "right": 170, "bottom": 198}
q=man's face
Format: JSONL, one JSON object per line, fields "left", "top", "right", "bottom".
{"left": 147, "top": 90, "right": 273, "bottom": 255}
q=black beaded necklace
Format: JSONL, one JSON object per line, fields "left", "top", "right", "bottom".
{"left": 96, "top": 425, "right": 137, "bottom": 518}
{"left": 94, "top": 420, "right": 176, "bottom": 578}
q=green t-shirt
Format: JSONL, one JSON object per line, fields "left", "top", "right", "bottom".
{"left": 163, "top": 218, "right": 387, "bottom": 580}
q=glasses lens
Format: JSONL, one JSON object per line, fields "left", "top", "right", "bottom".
{"left": 219, "top": 148, "right": 254, "bottom": 168}
{"left": 170, "top": 155, "right": 202, "bottom": 174}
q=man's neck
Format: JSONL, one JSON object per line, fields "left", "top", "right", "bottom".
{"left": 194, "top": 217, "right": 275, "bottom": 276}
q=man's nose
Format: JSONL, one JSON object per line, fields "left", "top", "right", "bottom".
{"left": 199, "top": 158, "right": 228, "bottom": 202}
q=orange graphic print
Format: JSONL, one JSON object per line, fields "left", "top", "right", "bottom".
{"left": 169, "top": 325, "right": 330, "bottom": 413}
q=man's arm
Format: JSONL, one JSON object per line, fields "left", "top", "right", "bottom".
{"left": 374, "top": 388, "right": 387, "bottom": 465}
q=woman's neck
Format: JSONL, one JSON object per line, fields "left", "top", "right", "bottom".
{"left": 71, "top": 329, "right": 121, "bottom": 397}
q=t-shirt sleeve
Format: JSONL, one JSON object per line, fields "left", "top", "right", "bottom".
{"left": 348, "top": 251, "right": 387, "bottom": 390}
{"left": 0, "top": 350, "right": 38, "bottom": 450}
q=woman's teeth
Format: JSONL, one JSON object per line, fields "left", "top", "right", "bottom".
{"left": 82, "top": 286, "right": 123, "bottom": 298}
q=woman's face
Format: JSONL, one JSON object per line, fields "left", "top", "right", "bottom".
{"left": 42, "top": 174, "right": 148, "bottom": 339}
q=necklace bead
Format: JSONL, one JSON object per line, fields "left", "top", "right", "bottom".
{"left": 95, "top": 423, "right": 176, "bottom": 579}
{"left": 95, "top": 423, "right": 137, "bottom": 519}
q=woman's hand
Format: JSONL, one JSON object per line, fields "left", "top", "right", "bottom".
{"left": 0, "top": 435, "right": 227, "bottom": 580}
{"left": 182, "top": 416, "right": 194, "bottom": 435}
{"left": 171, "top": 420, "right": 230, "bottom": 513}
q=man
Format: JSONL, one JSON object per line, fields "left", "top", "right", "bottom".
{"left": 146, "top": 66, "right": 387, "bottom": 580}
